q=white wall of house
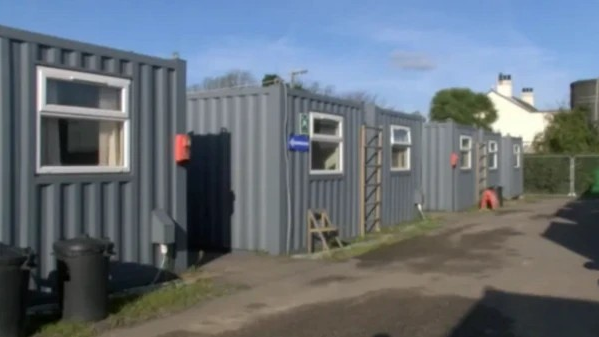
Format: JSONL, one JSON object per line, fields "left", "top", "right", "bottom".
{"left": 488, "top": 91, "right": 552, "bottom": 151}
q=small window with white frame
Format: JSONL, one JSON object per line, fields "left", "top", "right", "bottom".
{"left": 309, "top": 112, "right": 343, "bottom": 174}
{"left": 513, "top": 144, "right": 522, "bottom": 168}
{"left": 459, "top": 135, "right": 473, "bottom": 169}
{"left": 36, "top": 66, "right": 131, "bottom": 174}
{"left": 390, "top": 125, "right": 411, "bottom": 171}
{"left": 487, "top": 140, "right": 498, "bottom": 170}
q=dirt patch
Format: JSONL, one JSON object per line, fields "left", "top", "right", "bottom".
{"left": 356, "top": 227, "right": 523, "bottom": 274}
{"left": 245, "top": 302, "right": 268, "bottom": 310}
{"left": 494, "top": 209, "right": 532, "bottom": 216}
{"left": 156, "top": 289, "right": 515, "bottom": 337}
{"left": 529, "top": 213, "right": 556, "bottom": 220}
{"left": 307, "top": 275, "right": 357, "bottom": 286}
{"left": 154, "top": 287, "right": 599, "bottom": 337}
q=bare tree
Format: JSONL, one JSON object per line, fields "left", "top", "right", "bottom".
{"left": 306, "top": 81, "right": 335, "bottom": 96}
{"left": 340, "top": 90, "right": 378, "bottom": 104}
{"left": 190, "top": 69, "right": 257, "bottom": 91}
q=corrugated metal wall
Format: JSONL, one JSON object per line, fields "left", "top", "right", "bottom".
{"left": 186, "top": 86, "right": 362, "bottom": 255}
{"left": 0, "top": 25, "right": 187, "bottom": 288}
{"left": 500, "top": 136, "right": 524, "bottom": 198}
{"left": 478, "top": 130, "right": 502, "bottom": 187}
{"left": 283, "top": 89, "right": 363, "bottom": 253}
{"left": 186, "top": 86, "right": 283, "bottom": 255}
{"left": 423, "top": 122, "right": 478, "bottom": 211}
{"left": 512, "top": 137, "right": 524, "bottom": 197}
{"left": 422, "top": 123, "right": 453, "bottom": 211}
{"left": 454, "top": 124, "right": 478, "bottom": 211}
{"left": 375, "top": 107, "right": 424, "bottom": 226}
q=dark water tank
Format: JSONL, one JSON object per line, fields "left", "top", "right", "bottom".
{"left": 570, "top": 79, "right": 599, "bottom": 122}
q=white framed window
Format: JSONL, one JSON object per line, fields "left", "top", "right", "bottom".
{"left": 459, "top": 135, "right": 472, "bottom": 170}
{"left": 487, "top": 140, "right": 498, "bottom": 170}
{"left": 390, "top": 125, "right": 411, "bottom": 171}
{"left": 513, "top": 144, "right": 522, "bottom": 168}
{"left": 36, "top": 66, "right": 131, "bottom": 174}
{"left": 309, "top": 112, "right": 343, "bottom": 174}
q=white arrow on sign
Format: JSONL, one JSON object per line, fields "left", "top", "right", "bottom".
{"left": 289, "top": 138, "right": 309, "bottom": 147}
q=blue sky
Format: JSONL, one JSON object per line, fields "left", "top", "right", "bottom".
{"left": 1, "top": 0, "right": 597, "bottom": 113}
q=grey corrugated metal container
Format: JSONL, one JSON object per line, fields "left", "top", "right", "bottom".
{"left": 187, "top": 84, "right": 363, "bottom": 254}
{"left": 500, "top": 136, "right": 524, "bottom": 199}
{"left": 422, "top": 122, "right": 479, "bottom": 211}
{"left": 0, "top": 25, "right": 187, "bottom": 290}
{"left": 477, "top": 129, "right": 502, "bottom": 188}
{"left": 365, "top": 104, "right": 424, "bottom": 226}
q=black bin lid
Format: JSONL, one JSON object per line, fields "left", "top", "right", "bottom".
{"left": 53, "top": 235, "right": 114, "bottom": 257}
{"left": 0, "top": 243, "right": 31, "bottom": 267}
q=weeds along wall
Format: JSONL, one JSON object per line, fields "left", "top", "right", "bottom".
{"left": 422, "top": 122, "right": 479, "bottom": 212}
{"left": 500, "top": 136, "right": 524, "bottom": 199}
{"left": 186, "top": 84, "right": 363, "bottom": 255}
{"left": 0, "top": 25, "right": 187, "bottom": 290}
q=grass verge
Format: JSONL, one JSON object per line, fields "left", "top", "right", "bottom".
{"left": 325, "top": 218, "right": 441, "bottom": 261}
{"left": 29, "top": 278, "right": 237, "bottom": 337}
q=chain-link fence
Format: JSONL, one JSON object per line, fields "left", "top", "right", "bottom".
{"left": 524, "top": 154, "right": 599, "bottom": 196}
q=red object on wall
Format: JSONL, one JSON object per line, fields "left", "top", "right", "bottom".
{"left": 450, "top": 152, "right": 459, "bottom": 168}
{"left": 175, "top": 134, "right": 190, "bottom": 164}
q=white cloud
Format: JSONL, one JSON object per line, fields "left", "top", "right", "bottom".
{"left": 390, "top": 51, "right": 436, "bottom": 71}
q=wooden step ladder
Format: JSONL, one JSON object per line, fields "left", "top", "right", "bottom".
{"left": 476, "top": 141, "right": 488, "bottom": 201}
{"left": 359, "top": 125, "right": 383, "bottom": 236}
{"left": 307, "top": 209, "right": 344, "bottom": 253}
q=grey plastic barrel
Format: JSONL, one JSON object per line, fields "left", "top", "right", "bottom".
{"left": 0, "top": 244, "right": 34, "bottom": 337}
{"left": 53, "top": 235, "right": 114, "bottom": 322}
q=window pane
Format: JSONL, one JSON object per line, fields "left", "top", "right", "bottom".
{"left": 460, "top": 151, "right": 471, "bottom": 168}
{"left": 47, "top": 79, "right": 122, "bottom": 110}
{"left": 41, "top": 116, "right": 124, "bottom": 167}
{"left": 392, "top": 128, "right": 410, "bottom": 143}
{"left": 460, "top": 137, "right": 471, "bottom": 149}
{"left": 392, "top": 146, "right": 409, "bottom": 169}
{"left": 488, "top": 154, "right": 497, "bottom": 168}
{"left": 311, "top": 141, "right": 341, "bottom": 171}
{"left": 313, "top": 118, "right": 340, "bottom": 136}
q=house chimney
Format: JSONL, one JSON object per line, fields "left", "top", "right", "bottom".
{"left": 496, "top": 73, "right": 513, "bottom": 97}
{"left": 521, "top": 87, "right": 534, "bottom": 107}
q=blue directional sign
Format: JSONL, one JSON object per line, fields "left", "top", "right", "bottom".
{"left": 288, "top": 134, "right": 310, "bottom": 152}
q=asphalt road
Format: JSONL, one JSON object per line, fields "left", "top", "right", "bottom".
{"left": 130, "top": 199, "right": 599, "bottom": 337}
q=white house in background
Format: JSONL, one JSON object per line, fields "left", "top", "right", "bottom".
{"left": 487, "top": 73, "right": 555, "bottom": 152}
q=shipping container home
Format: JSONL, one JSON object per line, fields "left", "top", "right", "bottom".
{"left": 422, "top": 122, "right": 481, "bottom": 212}
{"left": 478, "top": 129, "right": 502, "bottom": 189}
{"left": 0, "top": 25, "right": 187, "bottom": 291}
{"left": 186, "top": 84, "right": 363, "bottom": 255}
{"left": 500, "top": 136, "right": 524, "bottom": 199}
{"left": 363, "top": 104, "right": 424, "bottom": 228}
{"left": 186, "top": 86, "right": 424, "bottom": 255}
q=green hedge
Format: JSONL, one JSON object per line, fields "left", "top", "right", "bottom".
{"left": 523, "top": 155, "right": 599, "bottom": 195}
{"left": 575, "top": 156, "right": 599, "bottom": 195}
{"left": 523, "top": 155, "right": 570, "bottom": 194}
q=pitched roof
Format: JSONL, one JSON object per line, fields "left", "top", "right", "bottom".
{"left": 488, "top": 89, "right": 538, "bottom": 112}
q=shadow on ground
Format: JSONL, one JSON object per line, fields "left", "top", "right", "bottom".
{"left": 356, "top": 224, "right": 522, "bottom": 275}
{"left": 446, "top": 288, "right": 599, "bottom": 337}
{"left": 155, "top": 288, "right": 599, "bottom": 337}
{"left": 542, "top": 199, "right": 599, "bottom": 284}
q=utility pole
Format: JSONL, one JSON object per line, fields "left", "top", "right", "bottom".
{"left": 290, "top": 69, "right": 308, "bottom": 87}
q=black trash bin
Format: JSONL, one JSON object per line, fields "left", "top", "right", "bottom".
{"left": 492, "top": 185, "right": 504, "bottom": 207}
{"left": 0, "top": 244, "right": 34, "bottom": 337}
{"left": 53, "top": 235, "right": 114, "bottom": 322}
